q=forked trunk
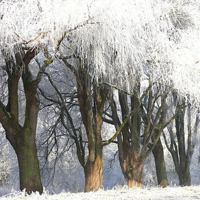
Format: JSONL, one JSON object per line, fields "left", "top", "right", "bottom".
{"left": 0, "top": 49, "right": 44, "bottom": 194}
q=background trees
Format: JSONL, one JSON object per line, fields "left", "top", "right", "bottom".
{"left": 40, "top": 59, "right": 108, "bottom": 192}
{"left": 163, "top": 93, "right": 200, "bottom": 186}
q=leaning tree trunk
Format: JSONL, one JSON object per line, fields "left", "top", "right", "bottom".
{"left": 152, "top": 138, "right": 169, "bottom": 187}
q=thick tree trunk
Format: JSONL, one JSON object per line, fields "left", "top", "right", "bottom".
{"left": 179, "top": 175, "right": 191, "bottom": 186}
{"left": 179, "top": 164, "right": 191, "bottom": 186}
{"left": 117, "top": 91, "right": 145, "bottom": 188}
{"left": 118, "top": 140, "right": 145, "bottom": 188}
{"left": 15, "top": 128, "right": 43, "bottom": 194}
{"left": 84, "top": 151, "right": 103, "bottom": 192}
{"left": 152, "top": 138, "right": 169, "bottom": 187}
{"left": 17, "top": 70, "right": 43, "bottom": 193}
{"left": 127, "top": 161, "right": 144, "bottom": 188}
{"left": 84, "top": 116, "right": 103, "bottom": 192}
{"left": 10, "top": 86, "right": 43, "bottom": 194}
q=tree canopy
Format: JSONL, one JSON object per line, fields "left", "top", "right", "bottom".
{"left": 0, "top": 0, "right": 200, "bottom": 98}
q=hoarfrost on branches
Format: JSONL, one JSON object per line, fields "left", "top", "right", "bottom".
{"left": 0, "top": 0, "right": 200, "bottom": 99}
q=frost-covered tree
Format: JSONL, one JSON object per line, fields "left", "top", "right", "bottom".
{"left": 0, "top": 0, "right": 200, "bottom": 194}
{"left": 1, "top": 0, "right": 200, "bottom": 98}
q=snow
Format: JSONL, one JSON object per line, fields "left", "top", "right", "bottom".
{"left": 1, "top": 186, "right": 200, "bottom": 200}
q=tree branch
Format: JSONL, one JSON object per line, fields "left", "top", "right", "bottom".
{"left": 102, "top": 83, "right": 153, "bottom": 146}
{"left": 146, "top": 103, "right": 185, "bottom": 158}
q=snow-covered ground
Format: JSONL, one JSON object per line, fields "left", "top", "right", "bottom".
{"left": 1, "top": 186, "right": 200, "bottom": 200}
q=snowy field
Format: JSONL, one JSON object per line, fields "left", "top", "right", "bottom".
{"left": 1, "top": 186, "right": 200, "bottom": 200}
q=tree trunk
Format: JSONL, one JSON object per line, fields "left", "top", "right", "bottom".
{"left": 0, "top": 50, "right": 44, "bottom": 194}
{"left": 76, "top": 69, "right": 106, "bottom": 192}
{"left": 152, "top": 138, "right": 169, "bottom": 187}
{"left": 84, "top": 148, "right": 103, "bottom": 192}
{"left": 84, "top": 114, "right": 104, "bottom": 192}
{"left": 179, "top": 171, "right": 191, "bottom": 186}
{"left": 176, "top": 107, "right": 191, "bottom": 186}
{"left": 179, "top": 163, "right": 191, "bottom": 186}
{"left": 15, "top": 128, "right": 43, "bottom": 194}
{"left": 117, "top": 91, "right": 145, "bottom": 188}
{"left": 127, "top": 161, "right": 144, "bottom": 188}
{"left": 12, "top": 83, "right": 43, "bottom": 194}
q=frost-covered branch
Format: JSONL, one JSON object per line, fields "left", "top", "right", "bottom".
{"left": 1, "top": 0, "right": 200, "bottom": 100}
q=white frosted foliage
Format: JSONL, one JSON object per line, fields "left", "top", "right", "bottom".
{"left": 0, "top": 0, "right": 200, "bottom": 99}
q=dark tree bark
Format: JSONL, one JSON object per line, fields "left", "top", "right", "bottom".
{"left": 0, "top": 49, "right": 47, "bottom": 194}
{"left": 49, "top": 58, "right": 108, "bottom": 192}
{"left": 152, "top": 137, "right": 169, "bottom": 187}
{"left": 175, "top": 108, "right": 191, "bottom": 186}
